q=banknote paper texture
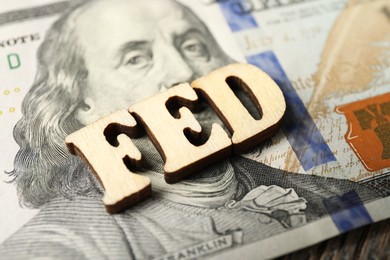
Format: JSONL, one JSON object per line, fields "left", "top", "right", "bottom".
{"left": 0, "top": 0, "right": 389, "bottom": 259}
{"left": 221, "top": 0, "right": 390, "bottom": 180}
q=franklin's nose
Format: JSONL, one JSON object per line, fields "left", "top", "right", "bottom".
{"left": 159, "top": 48, "right": 195, "bottom": 91}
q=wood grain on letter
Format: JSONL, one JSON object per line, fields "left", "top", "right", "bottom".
{"left": 192, "top": 63, "right": 286, "bottom": 153}
{"left": 65, "top": 109, "right": 151, "bottom": 214}
{"left": 130, "top": 83, "right": 231, "bottom": 183}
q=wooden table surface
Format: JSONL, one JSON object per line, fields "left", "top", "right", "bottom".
{"left": 278, "top": 218, "right": 390, "bottom": 259}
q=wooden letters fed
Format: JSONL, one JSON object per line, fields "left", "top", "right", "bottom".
{"left": 65, "top": 63, "right": 286, "bottom": 214}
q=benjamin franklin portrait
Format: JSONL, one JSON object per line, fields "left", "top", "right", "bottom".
{"left": 0, "top": 0, "right": 382, "bottom": 259}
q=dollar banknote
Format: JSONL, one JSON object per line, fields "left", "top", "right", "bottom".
{"left": 217, "top": 0, "right": 390, "bottom": 180}
{"left": 0, "top": 0, "right": 389, "bottom": 259}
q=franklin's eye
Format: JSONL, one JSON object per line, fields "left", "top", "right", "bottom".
{"left": 181, "top": 38, "right": 210, "bottom": 61}
{"left": 123, "top": 51, "right": 152, "bottom": 69}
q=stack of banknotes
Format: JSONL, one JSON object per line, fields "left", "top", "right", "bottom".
{"left": 0, "top": 0, "right": 389, "bottom": 258}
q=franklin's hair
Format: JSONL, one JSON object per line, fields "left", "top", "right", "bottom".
{"left": 8, "top": 2, "right": 102, "bottom": 208}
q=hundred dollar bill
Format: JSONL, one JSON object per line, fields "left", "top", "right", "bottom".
{"left": 0, "top": 0, "right": 389, "bottom": 259}
{"left": 215, "top": 0, "right": 390, "bottom": 180}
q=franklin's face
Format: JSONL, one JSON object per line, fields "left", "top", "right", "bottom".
{"left": 74, "top": 0, "right": 232, "bottom": 125}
